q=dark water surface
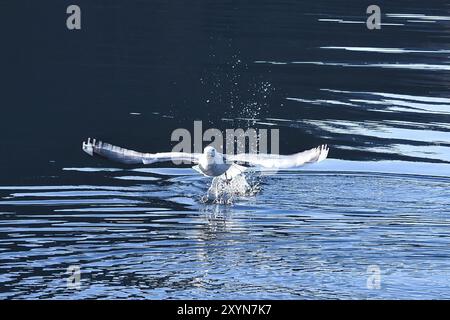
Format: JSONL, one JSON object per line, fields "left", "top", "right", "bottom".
{"left": 0, "top": 0, "right": 450, "bottom": 299}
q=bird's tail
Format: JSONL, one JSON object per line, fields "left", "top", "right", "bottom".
{"left": 82, "top": 138, "right": 146, "bottom": 164}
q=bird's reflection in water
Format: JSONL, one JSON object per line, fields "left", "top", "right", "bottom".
{"left": 193, "top": 203, "right": 247, "bottom": 291}
{"left": 200, "top": 203, "right": 233, "bottom": 235}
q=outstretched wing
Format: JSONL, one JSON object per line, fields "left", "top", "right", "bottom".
{"left": 82, "top": 138, "right": 201, "bottom": 165}
{"left": 226, "top": 144, "right": 329, "bottom": 169}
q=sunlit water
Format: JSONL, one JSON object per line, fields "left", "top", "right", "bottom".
{"left": 1, "top": 0, "right": 450, "bottom": 299}
{"left": 0, "top": 165, "right": 449, "bottom": 299}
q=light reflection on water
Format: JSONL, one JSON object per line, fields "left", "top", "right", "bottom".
{"left": 1, "top": 0, "right": 450, "bottom": 300}
{"left": 0, "top": 166, "right": 449, "bottom": 299}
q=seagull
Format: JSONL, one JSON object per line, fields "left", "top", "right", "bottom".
{"left": 82, "top": 138, "right": 329, "bottom": 180}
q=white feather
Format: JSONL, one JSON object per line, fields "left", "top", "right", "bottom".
{"left": 226, "top": 144, "right": 329, "bottom": 169}
{"left": 82, "top": 139, "right": 329, "bottom": 173}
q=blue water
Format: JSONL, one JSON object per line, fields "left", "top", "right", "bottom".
{"left": 0, "top": 166, "right": 449, "bottom": 299}
{"left": 1, "top": 0, "right": 450, "bottom": 299}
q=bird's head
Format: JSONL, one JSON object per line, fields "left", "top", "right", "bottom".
{"left": 204, "top": 146, "right": 216, "bottom": 159}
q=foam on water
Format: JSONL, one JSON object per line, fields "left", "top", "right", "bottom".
{"left": 201, "top": 174, "right": 261, "bottom": 204}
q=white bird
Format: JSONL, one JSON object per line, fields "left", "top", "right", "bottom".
{"left": 82, "top": 138, "right": 329, "bottom": 179}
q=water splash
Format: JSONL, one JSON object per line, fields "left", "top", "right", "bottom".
{"left": 201, "top": 173, "right": 261, "bottom": 204}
